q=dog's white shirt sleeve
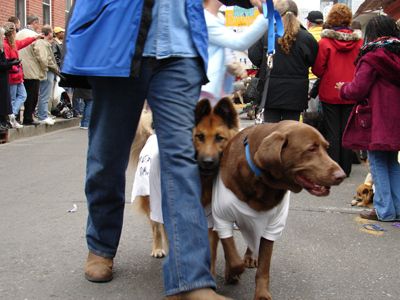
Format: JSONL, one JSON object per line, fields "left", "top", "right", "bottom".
{"left": 212, "top": 172, "right": 290, "bottom": 259}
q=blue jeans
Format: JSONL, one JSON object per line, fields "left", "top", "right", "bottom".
{"left": 38, "top": 71, "right": 55, "bottom": 120}
{"left": 80, "top": 99, "right": 93, "bottom": 127}
{"left": 86, "top": 57, "right": 214, "bottom": 295}
{"left": 10, "top": 82, "right": 27, "bottom": 115}
{"left": 368, "top": 150, "right": 400, "bottom": 221}
{"left": 73, "top": 98, "right": 84, "bottom": 116}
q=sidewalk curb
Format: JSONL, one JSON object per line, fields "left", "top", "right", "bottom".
{"left": 7, "top": 117, "right": 81, "bottom": 142}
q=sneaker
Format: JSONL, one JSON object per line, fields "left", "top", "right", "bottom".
{"left": 76, "top": 115, "right": 82, "bottom": 118}
{"left": 13, "top": 121, "right": 23, "bottom": 129}
{"left": 39, "top": 117, "right": 55, "bottom": 125}
{"left": 80, "top": 126, "right": 88, "bottom": 130}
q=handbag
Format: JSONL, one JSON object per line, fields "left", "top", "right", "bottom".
{"left": 342, "top": 98, "right": 372, "bottom": 150}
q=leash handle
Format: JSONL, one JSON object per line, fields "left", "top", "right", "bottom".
{"left": 262, "top": 0, "right": 284, "bottom": 55}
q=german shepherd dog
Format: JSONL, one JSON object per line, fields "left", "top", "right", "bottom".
{"left": 130, "top": 97, "right": 240, "bottom": 276}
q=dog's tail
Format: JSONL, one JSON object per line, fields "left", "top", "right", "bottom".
{"left": 128, "top": 112, "right": 155, "bottom": 177}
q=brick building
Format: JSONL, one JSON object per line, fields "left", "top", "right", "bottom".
{"left": 0, "top": 0, "right": 73, "bottom": 30}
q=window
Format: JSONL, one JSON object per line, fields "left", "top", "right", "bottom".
{"left": 65, "top": 0, "right": 73, "bottom": 23}
{"left": 43, "top": 0, "right": 51, "bottom": 25}
{"left": 15, "top": 0, "right": 26, "bottom": 28}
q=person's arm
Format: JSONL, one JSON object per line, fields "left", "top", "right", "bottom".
{"left": 304, "top": 30, "right": 319, "bottom": 68}
{"left": 338, "top": 61, "right": 376, "bottom": 102}
{"left": 248, "top": 34, "right": 265, "bottom": 68}
{"left": 32, "top": 40, "right": 49, "bottom": 71}
{"left": 15, "top": 36, "right": 36, "bottom": 51}
{"left": 0, "top": 57, "right": 20, "bottom": 71}
{"left": 207, "top": 14, "right": 268, "bottom": 52}
{"left": 311, "top": 40, "right": 329, "bottom": 78}
{"left": 52, "top": 43, "right": 62, "bottom": 68}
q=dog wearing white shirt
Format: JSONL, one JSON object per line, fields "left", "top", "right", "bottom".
{"left": 214, "top": 120, "right": 346, "bottom": 300}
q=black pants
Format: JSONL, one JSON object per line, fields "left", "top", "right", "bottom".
{"left": 264, "top": 108, "right": 301, "bottom": 123}
{"left": 321, "top": 102, "right": 354, "bottom": 176}
{"left": 23, "top": 79, "right": 40, "bottom": 124}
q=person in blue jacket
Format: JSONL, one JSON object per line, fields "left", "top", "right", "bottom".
{"left": 62, "top": 1, "right": 264, "bottom": 299}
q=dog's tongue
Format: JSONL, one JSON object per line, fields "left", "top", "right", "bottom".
{"left": 296, "top": 173, "right": 330, "bottom": 196}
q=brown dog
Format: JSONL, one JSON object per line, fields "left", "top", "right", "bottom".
{"left": 352, "top": 182, "right": 374, "bottom": 208}
{"left": 130, "top": 97, "right": 240, "bottom": 274}
{"left": 213, "top": 120, "right": 346, "bottom": 300}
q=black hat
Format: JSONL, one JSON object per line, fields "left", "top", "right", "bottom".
{"left": 306, "top": 11, "right": 324, "bottom": 24}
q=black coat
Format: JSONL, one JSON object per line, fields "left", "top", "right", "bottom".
{"left": 0, "top": 50, "right": 13, "bottom": 116}
{"left": 248, "top": 25, "right": 319, "bottom": 111}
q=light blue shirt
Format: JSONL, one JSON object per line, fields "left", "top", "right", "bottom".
{"left": 143, "top": 0, "right": 198, "bottom": 58}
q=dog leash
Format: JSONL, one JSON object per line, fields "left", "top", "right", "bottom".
{"left": 363, "top": 223, "right": 387, "bottom": 231}
{"left": 255, "top": 0, "right": 284, "bottom": 125}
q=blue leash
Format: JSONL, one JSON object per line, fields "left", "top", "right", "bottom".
{"left": 256, "top": 0, "right": 284, "bottom": 124}
{"left": 262, "top": 0, "right": 284, "bottom": 56}
{"left": 363, "top": 223, "right": 387, "bottom": 231}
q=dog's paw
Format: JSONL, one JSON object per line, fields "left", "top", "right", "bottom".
{"left": 225, "top": 261, "right": 246, "bottom": 284}
{"left": 225, "top": 273, "right": 242, "bottom": 285}
{"left": 351, "top": 199, "right": 359, "bottom": 206}
{"left": 151, "top": 249, "right": 166, "bottom": 258}
{"left": 244, "top": 256, "right": 258, "bottom": 268}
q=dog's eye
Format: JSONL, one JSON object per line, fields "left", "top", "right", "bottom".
{"left": 196, "top": 134, "right": 204, "bottom": 142}
{"left": 215, "top": 135, "right": 225, "bottom": 143}
{"left": 357, "top": 193, "right": 361, "bottom": 196}
{"left": 308, "top": 147, "right": 316, "bottom": 153}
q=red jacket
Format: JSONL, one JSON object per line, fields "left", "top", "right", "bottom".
{"left": 340, "top": 47, "right": 400, "bottom": 151}
{"left": 312, "top": 29, "right": 363, "bottom": 105}
{"left": 3, "top": 36, "right": 36, "bottom": 84}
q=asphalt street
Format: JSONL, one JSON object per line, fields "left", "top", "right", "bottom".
{"left": 1, "top": 111, "right": 399, "bottom": 300}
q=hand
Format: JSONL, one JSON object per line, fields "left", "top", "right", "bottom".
{"left": 11, "top": 59, "right": 21, "bottom": 66}
{"left": 35, "top": 34, "right": 45, "bottom": 39}
{"left": 226, "top": 61, "right": 247, "bottom": 79}
{"left": 249, "top": 0, "right": 265, "bottom": 13}
{"left": 335, "top": 82, "right": 344, "bottom": 90}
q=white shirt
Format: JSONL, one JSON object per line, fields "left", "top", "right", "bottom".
{"left": 212, "top": 172, "right": 290, "bottom": 259}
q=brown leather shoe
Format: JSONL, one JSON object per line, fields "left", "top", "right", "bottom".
{"left": 166, "top": 288, "right": 233, "bottom": 300}
{"left": 360, "top": 209, "right": 378, "bottom": 220}
{"left": 84, "top": 251, "right": 114, "bottom": 282}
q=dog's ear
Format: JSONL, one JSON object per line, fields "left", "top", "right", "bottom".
{"left": 213, "top": 97, "right": 239, "bottom": 130}
{"left": 195, "top": 98, "right": 212, "bottom": 125}
{"left": 254, "top": 132, "right": 287, "bottom": 179}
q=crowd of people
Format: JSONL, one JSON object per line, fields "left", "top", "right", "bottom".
{"left": 2, "top": 0, "right": 400, "bottom": 299}
{"left": 0, "top": 15, "right": 92, "bottom": 131}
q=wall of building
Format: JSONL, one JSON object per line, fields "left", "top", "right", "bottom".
{"left": 0, "top": 0, "right": 68, "bottom": 30}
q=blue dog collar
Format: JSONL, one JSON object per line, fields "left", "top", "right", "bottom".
{"left": 244, "top": 138, "right": 262, "bottom": 178}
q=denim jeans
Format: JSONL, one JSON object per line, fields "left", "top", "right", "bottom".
{"left": 38, "top": 72, "right": 55, "bottom": 120}
{"left": 10, "top": 82, "right": 27, "bottom": 115}
{"left": 73, "top": 98, "right": 84, "bottom": 116}
{"left": 80, "top": 99, "right": 92, "bottom": 127}
{"left": 368, "top": 150, "right": 400, "bottom": 221}
{"left": 87, "top": 57, "right": 215, "bottom": 295}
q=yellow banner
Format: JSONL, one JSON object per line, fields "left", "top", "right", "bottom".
{"left": 225, "top": 9, "right": 261, "bottom": 27}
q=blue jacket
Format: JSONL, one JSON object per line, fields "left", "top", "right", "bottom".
{"left": 62, "top": 0, "right": 254, "bottom": 79}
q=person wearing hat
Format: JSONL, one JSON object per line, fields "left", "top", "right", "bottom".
{"left": 52, "top": 27, "right": 64, "bottom": 69}
{"left": 306, "top": 10, "right": 324, "bottom": 112}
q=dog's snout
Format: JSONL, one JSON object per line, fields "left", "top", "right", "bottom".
{"left": 200, "top": 156, "right": 217, "bottom": 169}
{"left": 333, "top": 170, "right": 346, "bottom": 183}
